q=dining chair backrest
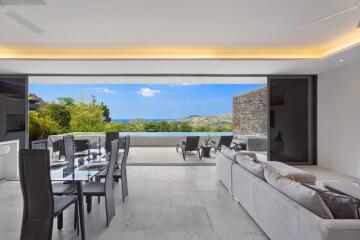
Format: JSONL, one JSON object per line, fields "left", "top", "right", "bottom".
{"left": 218, "top": 135, "right": 233, "bottom": 148}
{"left": 118, "top": 136, "right": 126, "bottom": 150}
{"left": 122, "top": 135, "right": 130, "bottom": 167}
{"left": 63, "top": 135, "right": 75, "bottom": 164}
{"left": 185, "top": 136, "right": 200, "bottom": 151}
{"left": 105, "top": 132, "right": 119, "bottom": 153}
{"left": 74, "top": 139, "right": 90, "bottom": 152}
{"left": 103, "top": 139, "right": 118, "bottom": 226}
{"left": 49, "top": 135, "right": 60, "bottom": 149}
{"left": 31, "top": 139, "right": 48, "bottom": 150}
{"left": 19, "top": 149, "right": 54, "bottom": 240}
{"left": 106, "top": 139, "right": 119, "bottom": 186}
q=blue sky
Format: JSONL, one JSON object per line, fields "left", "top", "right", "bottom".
{"left": 29, "top": 84, "right": 264, "bottom": 119}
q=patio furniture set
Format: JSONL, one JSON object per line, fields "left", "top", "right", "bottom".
{"left": 176, "top": 135, "right": 243, "bottom": 160}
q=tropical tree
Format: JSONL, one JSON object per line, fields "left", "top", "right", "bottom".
{"left": 29, "top": 111, "right": 60, "bottom": 141}
{"left": 159, "top": 120, "right": 170, "bottom": 132}
{"left": 100, "top": 102, "right": 111, "bottom": 122}
{"left": 39, "top": 102, "right": 71, "bottom": 131}
{"left": 178, "top": 122, "right": 192, "bottom": 132}
{"left": 143, "top": 122, "right": 160, "bottom": 132}
{"left": 68, "top": 103, "right": 105, "bottom": 132}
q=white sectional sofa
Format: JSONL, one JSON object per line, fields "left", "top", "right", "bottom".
{"left": 216, "top": 151, "right": 360, "bottom": 240}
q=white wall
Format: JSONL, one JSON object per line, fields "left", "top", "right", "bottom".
{"left": 318, "top": 63, "right": 360, "bottom": 178}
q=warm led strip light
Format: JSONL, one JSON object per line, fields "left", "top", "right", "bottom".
{"left": 0, "top": 31, "right": 360, "bottom": 60}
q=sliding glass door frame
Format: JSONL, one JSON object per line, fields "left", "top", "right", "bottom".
{"left": 267, "top": 75, "right": 317, "bottom": 165}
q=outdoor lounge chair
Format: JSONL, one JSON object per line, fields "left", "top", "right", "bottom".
{"left": 211, "top": 135, "right": 233, "bottom": 152}
{"left": 176, "top": 136, "right": 201, "bottom": 160}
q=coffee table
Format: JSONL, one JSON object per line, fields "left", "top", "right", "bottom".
{"left": 323, "top": 181, "right": 360, "bottom": 200}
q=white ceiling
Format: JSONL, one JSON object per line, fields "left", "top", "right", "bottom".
{"left": 1, "top": 0, "right": 360, "bottom": 76}
{"left": 0, "top": 0, "right": 359, "bottom": 49}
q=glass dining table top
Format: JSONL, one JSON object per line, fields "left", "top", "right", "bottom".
{"left": 50, "top": 148, "right": 124, "bottom": 181}
{"left": 50, "top": 167, "right": 102, "bottom": 181}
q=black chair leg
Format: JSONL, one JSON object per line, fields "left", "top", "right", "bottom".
{"left": 57, "top": 213, "right": 63, "bottom": 230}
{"left": 98, "top": 196, "right": 101, "bottom": 204}
{"left": 199, "top": 150, "right": 202, "bottom": 160}
{"left": 86, "top": 196, "right": 92, "bottom": 213}
{"left": 121, "top": 174, "right": 128, "bottom": 202}
{"left": 74, "top": 202, "right": 79, "bottom": 235}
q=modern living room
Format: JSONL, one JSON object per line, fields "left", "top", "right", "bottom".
{"left": 1, "top": 1, "right": 360, "bottom": 240}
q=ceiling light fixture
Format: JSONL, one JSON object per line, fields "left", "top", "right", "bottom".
{"left": 339, "top": 59, "right": 345, "bottom": 62}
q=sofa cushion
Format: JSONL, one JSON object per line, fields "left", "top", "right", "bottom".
{"left": 219, "top": 147, "right": 237, "bottom": 162}
{"left": 265, "top": 161, "right": 316, "bottom": 184}
{"left": 264, "top": 167, "right": 333, "bottom": 219}
{"left": 236, "top": 155, "right": 265, "bottom": 180}
{"left": 304, "top": 184, "right": 360, "bottom": 219}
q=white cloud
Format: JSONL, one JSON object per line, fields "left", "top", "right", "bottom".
{"left": 137, "top": 88, "right": 161, "bottom": 97}
{"left": 94, "top": 88, "right": 116, "bottom": 94}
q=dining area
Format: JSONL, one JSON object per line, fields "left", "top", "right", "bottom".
{"left": 19, "top": 132, "right": 130, "bottom": 240}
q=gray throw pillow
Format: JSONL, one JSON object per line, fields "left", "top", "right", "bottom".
{"left": 264, "top": 167, "right": 333, "bottom": 219}
{"left": 236, "top": 156, "right": 265, "bottom": 180}
{"left": 303, "top": 184, "right": 360, "bottom": 219}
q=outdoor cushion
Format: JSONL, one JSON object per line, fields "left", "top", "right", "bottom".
{"left": 264, "top": 167, "right": 334, "bottom": 219}
{"left": 265, "top": 161, "right": 316, "bottom": 184}
{"left": 304, "top": 184, "right": 360, "bottom": 219}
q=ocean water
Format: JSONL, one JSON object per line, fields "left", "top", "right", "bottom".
{"left": 112, "top": 119, "right": 177, "bottom": 123}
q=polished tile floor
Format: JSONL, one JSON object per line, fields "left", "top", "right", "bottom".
{"left": 0, "top": 166, "right": 268, "bottom": 240}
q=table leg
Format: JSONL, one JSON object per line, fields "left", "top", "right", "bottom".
{"left": 76, "top": 181, "right": 86, "bottom": 240}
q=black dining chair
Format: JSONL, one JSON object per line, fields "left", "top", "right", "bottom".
{"left": 52, "top": 135, "right": 77, "bottom": 196}
{"left": 211, "top": 135, "right": 234, "bottom": 152}
{"left": 105, "top": 132, "right": 119, "bottom": 154}
{"left": 98, "top": 136, "right": 130, "bottom": 202}
{"left": 83, "top": 139, "right": 118, "bottom": 227}
{"left": 31, "top": 139, "right": 48, "bottom": 150}
{"left": 63, "top": 135, "right": 75, "bottom": 166}
{"left": 49, "top": 136, "right": 64, "bottom": 160}
{"left": 19, "top": 149, "right": 80, "bottom": 240}
{"left": 117, "top": 135, "right": 129, "bottom": 201}
{"left": 176, "top": 136, "right": 201, "bottom": 160}
{"left": 74, "top": 139, "right": 90, "bottom": 158}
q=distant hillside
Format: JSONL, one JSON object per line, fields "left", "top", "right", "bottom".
{"left": 180, "top": 114, "right": 232, "bottom": 126}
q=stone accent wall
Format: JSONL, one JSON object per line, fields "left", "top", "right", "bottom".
{"left": 233, "top": 87, "right": 268, "bottom": 136}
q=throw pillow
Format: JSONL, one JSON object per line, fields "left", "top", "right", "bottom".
{"left": 264, "top": 167, "right": 333, "bottom": 219}
{"left": 303, "top": 184, "right": 360, "bottom": 219}
{"left": 236, "top": 157, "right": 265, "bottom": 180}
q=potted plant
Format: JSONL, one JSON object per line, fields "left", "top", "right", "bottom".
{"left": 204, "top": 135, "right": 211, "bottom": 146}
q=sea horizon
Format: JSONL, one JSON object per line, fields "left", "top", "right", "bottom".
{"left": 112, "top": 118, "right": 178, "bottom": 123}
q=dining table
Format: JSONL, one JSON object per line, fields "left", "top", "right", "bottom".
{"left": 50, "top": 148, "right": 124, "bottom": 240}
